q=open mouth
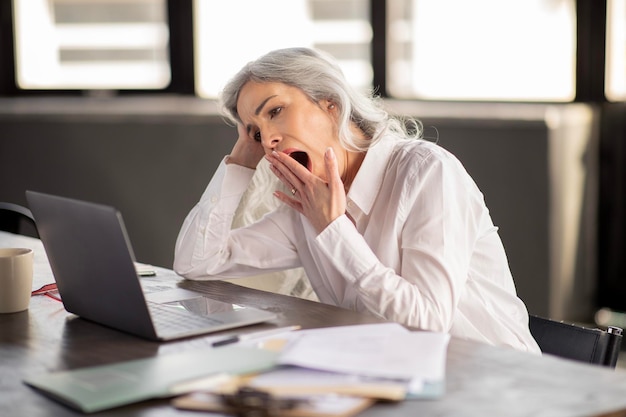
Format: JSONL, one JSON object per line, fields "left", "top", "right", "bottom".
{"left": 288, "top": 151, "right": 311, "bottom": 171}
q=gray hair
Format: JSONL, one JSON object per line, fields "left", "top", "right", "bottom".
{"left": 219, "top": 47, "right": 420, "bottom": 152}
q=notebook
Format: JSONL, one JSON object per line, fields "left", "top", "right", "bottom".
{"left": 24, "top": 345, "right": 280, "bottom": 413}
{"left": 25, "top": 190, "right": 277, "bottom": 341}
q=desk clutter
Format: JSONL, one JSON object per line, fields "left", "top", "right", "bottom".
{"left": 173, "top": 387, "right": 375, "bottom": 417}
{"left": 23, "top": 323, "right": 450, "bottom": 416}
{"left": 10, "top": 230, "right": 626, "bottom": 417}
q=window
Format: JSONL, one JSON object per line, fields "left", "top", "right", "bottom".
{"left": 606, "top": 0, "right": 626, "bottom": 101}
{"left": 193, "top": 0, "right": 372, "bottom": 98}
{"left": 5, "top": 0, "right": 610, "bottom": 102}
{"left": 12, "top": 0, "right": 170, "bottom": 90}
{"left": 387, "top": 0, "right": 577, "bottom": 101}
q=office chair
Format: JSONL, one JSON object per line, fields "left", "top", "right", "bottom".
{"left": 529, "top": 314, "right": 623, "bottom": 368}
{"left": 0, "top": 202, "right": 39, "bottom": 238}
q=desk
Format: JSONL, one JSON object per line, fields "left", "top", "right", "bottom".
{"left": 2, "top": 231, "right": 626, "bottom": 417}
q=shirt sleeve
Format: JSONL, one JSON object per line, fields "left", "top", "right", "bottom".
{"left": 173, "top": 158, "right": 301, "bottom": 279}
{"left": 314, "top": 153, "right": 482, "bottom": 333}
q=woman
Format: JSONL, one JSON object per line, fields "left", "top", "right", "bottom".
{"left": 174, "top": 47, "right": 540, "bottom": 353}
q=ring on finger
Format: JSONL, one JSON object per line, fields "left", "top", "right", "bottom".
{"left": 291, "top": 187, "right": 297, "bottom": 195}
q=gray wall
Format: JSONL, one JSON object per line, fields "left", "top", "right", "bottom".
{"left": 0, "top": 109, "right": 236, "bottom": 272}
{"left": 0, "top": 99, "right": 551, "bottom": 317}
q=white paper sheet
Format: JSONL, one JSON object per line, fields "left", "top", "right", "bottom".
{"left": 277, "top": 323, "right": 450, "bottom": 380}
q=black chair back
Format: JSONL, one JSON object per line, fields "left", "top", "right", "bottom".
{"left": 529, "top": 314, "right": 623, "bottom": 368}
{"left": 0, "top": 202, "right": 39, "bottom": 238}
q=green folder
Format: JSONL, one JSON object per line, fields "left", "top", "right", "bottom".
{"left": 23, "top": 346, "right": 279, "bottom": 413}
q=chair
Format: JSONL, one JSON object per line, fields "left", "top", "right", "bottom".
{"left": 0, "top": 202, "right": 39, "bottom": 238}
{"left": 529, "top": 314, "right": 623, "bottom": 368}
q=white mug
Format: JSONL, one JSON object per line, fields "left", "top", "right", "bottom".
{"left": 0, "top": 248, "right": 34, "bottom": 313}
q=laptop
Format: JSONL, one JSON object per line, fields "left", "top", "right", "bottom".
{"left": 25, "top": 190, "right": 277, "bottom": 341}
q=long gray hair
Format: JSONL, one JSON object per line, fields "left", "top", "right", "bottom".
{"left": 219, "top": 47, "right": 420, "bottom": 152}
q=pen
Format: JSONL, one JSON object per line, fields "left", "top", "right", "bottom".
{"left": 212, "top": 325, "right": 301, "bottom": 347}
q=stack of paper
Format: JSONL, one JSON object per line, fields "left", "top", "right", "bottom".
{"left": 24, "top": 323, "right": 450, "bottom": 415}
{"left": 174, "top": 323, "right": 450, "bottom": 416}
{"left": 245, "top": 323, "right": 451, "bottom": 400}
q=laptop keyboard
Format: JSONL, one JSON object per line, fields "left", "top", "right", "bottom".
{"left": 147, "top": 301, "right": 225, "bottom": 334}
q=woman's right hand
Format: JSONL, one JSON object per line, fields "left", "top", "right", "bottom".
{"left": 225, "top": 123, "right": 266, "bottom": 169}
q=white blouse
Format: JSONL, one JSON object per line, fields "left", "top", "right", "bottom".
{"left": 174, "top": 134, "right": 541, "bottom": 353}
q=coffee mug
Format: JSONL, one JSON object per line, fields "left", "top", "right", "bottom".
{"left": 0, "top": 248, "right": 34, "bottom": 313}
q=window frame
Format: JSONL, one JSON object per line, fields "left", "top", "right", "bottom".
{"left": 0, "top": 0, "right": 617, "bottom": 103}
{"left": 576, "top": 0, "right": 607, "bottom": 102}
{"left": 0, "top": 0, "right": 194, "bottom": 96}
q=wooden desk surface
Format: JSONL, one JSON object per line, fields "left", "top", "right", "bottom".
{"left": 2, "top": 231, "right": 626, "bottom": 417}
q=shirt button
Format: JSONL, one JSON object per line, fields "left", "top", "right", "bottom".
{"left": 210, "top": 195, "right": 218, "bottom": 204}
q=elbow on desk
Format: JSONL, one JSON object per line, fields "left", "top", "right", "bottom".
{"left": 173, "top": 253, "right": 232, "bottom": 282}
{"left": 172, "top": 256, "right": 209, "bottom": 281}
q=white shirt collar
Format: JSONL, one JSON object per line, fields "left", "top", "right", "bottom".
{"left": 347, "top": 134, "right": 396, "bottom": 216}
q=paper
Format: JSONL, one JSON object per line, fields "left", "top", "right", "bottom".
{"left": 278, "top": 323, "right": 450, "bottom": 380}
{"left": 247, "top": 366, "right": 408, "bottom": 401}
{"left": 271, "top": 323, "right": 450, "bottom": 399}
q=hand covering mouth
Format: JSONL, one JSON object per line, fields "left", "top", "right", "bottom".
{"left": 286, "top": 150, "right": 312, "bottom": 171}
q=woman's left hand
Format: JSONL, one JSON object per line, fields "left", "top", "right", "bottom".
{"left": 266, "top": 147, "right": 346, "bottom": 234}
